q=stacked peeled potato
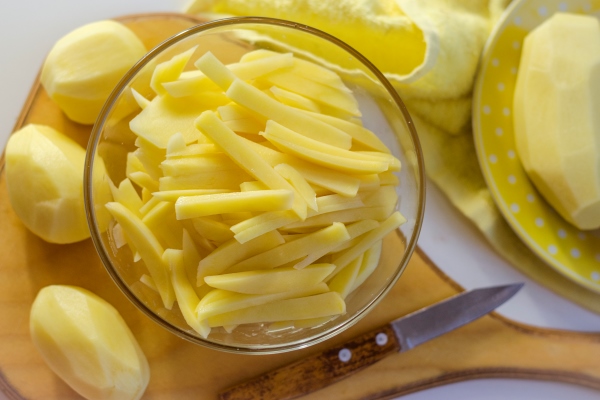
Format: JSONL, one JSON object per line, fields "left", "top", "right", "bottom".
{"left": 105, "top": 46, "right": 405, "bottom": 337}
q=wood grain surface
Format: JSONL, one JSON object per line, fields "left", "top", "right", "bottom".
{"left": 1, "top": 12, "right": 600, "bottom": 400}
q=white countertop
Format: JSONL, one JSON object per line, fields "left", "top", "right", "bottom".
{"left": 1, "top": 1, "right": 599, "bottom": 399}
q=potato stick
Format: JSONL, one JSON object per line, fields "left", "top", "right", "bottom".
{"left": 224, "top": 118, "right": 264, "bottom": 134}
{"left": 175, "top": 189, "right": 293, "bottom": 220}
{"left": 206, "top": 292, "right": 345, "bottom": 328}
{"left": 264, "top": 120, "right": 390, "bottom": 164}
{"left": 204, "top": 264, "right": 335, "bottom": 294}
{"left": 328, "top": 211, "right": 406, "bottom": 279}
{"left": 231, "top": 210, "right": 300, "bottom": 244}
{"left": 166, "top": 52, "right": 293, "bottom": 98}
{"left": 158, "top": 170, "right": 251, "bottom": 191}
{"left": 239, "top": 181, "right": 268, "bottom": 192}
{"left": 269, "top": 86, "right": 321, "bottom": 112}
{"left": 378, "top": 171, "right": 400, "bottom": 186}
{"left": 192, "top": 217, "right": 234, "bottom": 244}
{"left": 243, "top": 139, "right": 360, "bottom": 196}
{"left": 275, "top": 163, "right": 318, "bottom": 211}
{"left": 228, "top": 222, "right": 349, "bottom": 273}
{"left": 283, "top": 206, "right": 392, "bottom": 230}
{"left": 164, "top": 249, "right": 210, "bottom": 338}
{"left": 160, "top": 154, "right": 242, "bottom": 176}
{"left": 300, "top": 109, "right": 390, "bottom": 153}
{"left": 307, "top": 194, "right": 364, "bottom": 217}
{"left": 194, "top": 51, "right": 237, "bottom": 91}
{"left": 182, "top": 229, "right": 205, "bottom": 297}
{"left": 292, "top": 219, "right": 378, "bottom": 270}
{"left": 152, "top": 189, "right": 232, "bottom": 202}
{"left": 329, "top": 254, "right": 363, "bottom": 299}
{"left": 240, "top": 49, "right": 349, "bottom": 92}
{"left": 128, "top": 171, "right": 159, "bottom": 193}
{"left": 142, "top": 201, "right": 183, "bottom": 250}
{"left": 105, "top": 202, "right": 175, "bottom": 309}
{"left": 195, "top": 110, "right": 306, "bottom": 219}
{"left": 166, "top": 143, "right": 221, "bottom": 158}
{"left": 355, "top": 151, "right": 401, "bottom": 171}
{"left": 260, "top": 71, "right": 360, "bottom": 116}
{"left": 138, "top": 196, "right": 162, "bottom": 216}
{"left": 226, "top": 79, "right": 352, "bottom": 149}
{"left": 151, "top": 46, "right": 197, "bottom": 96}
{"left": 360, "top": 185, "right": 399, "bottom": 207}
{"left": 197, "top": 230, "right": 284, "bottom": 286}
{"left": 350, "top": 240, "right": 383, "bottom": 293}
{"left": 357, "top": 174, "right": 381, "bottom": 191}
{"left": 162, "top": 74, "right": 221, "bottom": 97}
{"left": 197, "top": 283, "right": 328, "bottom": 320}
{"left": 110, "top": 178, "right": 143, "bottom": 217}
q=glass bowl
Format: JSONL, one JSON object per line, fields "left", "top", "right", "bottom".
{"left": 84, "top": 16, "right": 425, "bottom": 354}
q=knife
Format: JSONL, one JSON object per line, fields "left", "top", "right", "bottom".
{"left": 219, "top": 283, "right": 523, "bottom": 400}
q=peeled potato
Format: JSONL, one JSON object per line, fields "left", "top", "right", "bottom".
{"left": 514, "top": 13, "right": 600, "bottom": 230}
{"left": 41, "top": 20, "right": 146, "bottom": 124}
{"left": 5, "top": 124, "right": 89, "bottom": 243}
{"left": 30, "top": 285, "right": 150, "bottom": 400}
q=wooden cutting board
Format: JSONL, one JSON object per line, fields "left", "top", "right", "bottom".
{"left": 1, "top": 13, "right": 599, "bottom": 400}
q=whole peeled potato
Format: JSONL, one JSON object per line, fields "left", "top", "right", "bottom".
{"left": 30, "top": 285, "right": 150, "bottom": 400}
{"left": 5, "top": 124, "right": 89, "bottom": 243}
{"left": 41, "top": 20, "right": 146, "bottom": 124}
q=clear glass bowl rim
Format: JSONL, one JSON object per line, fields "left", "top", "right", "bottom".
{"left": 84, "top": 15, "right": 426, "bottom": 355}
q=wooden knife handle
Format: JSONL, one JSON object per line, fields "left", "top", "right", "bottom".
{"left": 219, "top": 324, "right": 400, "bottom": 400}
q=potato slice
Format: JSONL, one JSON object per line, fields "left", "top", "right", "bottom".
{"left": 30, "top": 285, "right": 149, "bottom": 400}
{"left": 275, "top": 163, "right": 318, "bottom": 211}
{"left": 206, "top": 291, "right": 346, "bottom": 328}
{"left": 5, "top": 124, "right": 89, "bottom": 244}
{"left": 204, "top": 263, "right": 335, "bottom": 294}
{"left": 230, "top": 210, "right": 300, "bottom": 244}
{"left": 350, "top": 240, "right": 383, "bottom": 292}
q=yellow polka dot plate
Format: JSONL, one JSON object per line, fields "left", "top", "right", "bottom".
{"left": 473, "top": 0, "right": 600, "bottom": 293}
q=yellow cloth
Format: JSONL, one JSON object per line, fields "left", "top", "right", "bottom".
{"left": 184, "top": 0, "right": 600, "bottom": 313}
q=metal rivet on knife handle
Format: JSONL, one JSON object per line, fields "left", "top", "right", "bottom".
{"left": 218, "top": 324, "right": 401, "bottom": 400}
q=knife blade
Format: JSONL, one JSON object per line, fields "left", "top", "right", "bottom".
{"left": 219, "top": 283, "right": 523, "bottom": 400}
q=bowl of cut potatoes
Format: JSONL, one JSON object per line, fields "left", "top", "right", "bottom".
{"left": 85, "top": 16, "right": 425, "bottom": 354}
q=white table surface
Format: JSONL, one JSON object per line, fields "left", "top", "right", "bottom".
{"left": 1, "top": 1, "right": 599, "bottom": 399}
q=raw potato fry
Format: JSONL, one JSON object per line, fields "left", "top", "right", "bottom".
{"left": 230, "top": 210, "right": 300, "bottom": 244}
{"left": 195, "top": 110, "right": 307, "bottom": 219}
{"left": 164, "top": 249, "right": 210, "bottom": 337}
{"left": 206, "top": 292, "right": 346, "bottom": 328}
{"left": 197, "top": 230, "right": 284, "bottom": 285}
{"left": 151, "top": 46, "right": 197, "bottom": 96}
{"left": 228, "top": 222, "right": 350, "bottom": 273}
{"left": 103, "top": 48, "right": 407, "bottom": 337}
{"left": 204, "top": 264, "right": 335, "bottom": 294}
{"left": 226, "top": 79, "right": 352, "bottom": 149}
{"left": 105, "top": 202, "right": 175, "bottom": 309}
{"left": 175, "top": 189, "right": 294, "bottom": 219}
{"left": 197, "top": 283, "right": 329, "bottom": 320}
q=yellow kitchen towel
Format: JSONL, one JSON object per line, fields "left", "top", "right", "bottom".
{"left": 184, "top": 0, "right": 600, "bottom": 313}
